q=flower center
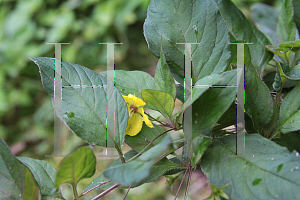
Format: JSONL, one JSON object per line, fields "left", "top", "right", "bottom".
{"left": 130, "top": 105, "right": 138, "bottom": 113}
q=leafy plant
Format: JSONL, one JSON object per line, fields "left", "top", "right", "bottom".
{"left": 1, "top": 0, "right": 300, "bottom": 199}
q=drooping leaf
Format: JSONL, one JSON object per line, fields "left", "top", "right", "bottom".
{"left": 276, "top": 0, "right": 297, "bottom": 43}
{"left": 82, "top": 149, "right": 184, "bottom": 192}
{"left": 273, "top": 131, "right": 300, "bottom": 153}
{"left": 30, "top": 57, "right": 128, "bottom": 148}
{"left": 0, "top": 138, "right": 40, "bottom": 200}
{"left": 55, "top": 146, "right": 96, "bottom": 189}
{"left": 155, "top": 50, "right": 177, "bottom": 99}
{"left": 251, "top": 3, "right": 279, "bottom": 45}
{"left": 191, "top": 70, "right": 237, "bottom": 138}
{"left": 277, "top": 84, "right": 300, "bottom": 133}
{"left": 245, "top": 64, "right": 274, "bottom": 134}
{"left": 17, "top": 157, "right": 63, "bottom": 199}
{"left": 213, "top": 0, "right": 273, "bottom": 77}
{"left": 279, "top": 40, "right": 300, "bottom": 52}
{"left": 201, "top": 133, "right": 300, "bottom": 200}
{"left": 144, "top": 0, "right": 230, "bottom": 85}
{"left": 103, "top": 135, "right": 177, "bottom": 186}
{"left": 125, "top": 124, "right": 166, "bottom": 152}
{"left": 141, "top": 89, "right": 174, "bottom": 121}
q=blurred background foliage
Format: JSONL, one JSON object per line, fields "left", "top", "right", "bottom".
{"left": 0, "top": 0, "right": 282, "bottom": 199}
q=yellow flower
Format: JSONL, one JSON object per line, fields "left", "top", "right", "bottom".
{"left": 122, "top": 94, "right": 153, "bottom": 136}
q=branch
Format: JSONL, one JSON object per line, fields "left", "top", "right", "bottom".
{"left": 78, "top": 180, "right": 111, "bottom": 198}
{"left": 92, "top": 184, "right": 120, "bottom": 200}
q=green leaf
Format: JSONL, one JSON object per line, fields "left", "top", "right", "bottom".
{"left": 265, "top": 45, "right": 293, "bottom": 60}
{"left": 141, "top": 89, "right": 174, "bottom": 121}
{"left": 277, "top": 85, "right": 300, "bottom": 133}
{"left": 144, "top": 0, "right": 230, "bottom": 85}
{"left": 17, "top": 157, "right": 63, "bottom": 199}
{"left": 103, "top": 135, "right": 177, "bottom": 186}
{"left": 279, "top": 40, "right": 300, "bottom": 51}
{"left": 155, "top": 50, "right": 177, "bottom": 100}
{"left": 263, "top": 71, "right": 298, "bottom": 91}
{"left": 276, "top": 0, "right": 297, "bottom": 43}
{"left": 82, "top": 149, "right": 183, "bottom": 192}
{"left": 30, "top": 57, "right": 128, "bottom": 148}
{"left": 245, "top": 64, "right": 274, "bottom": 134}
{"left": 251, "top": 3, "right": 279, "bottom": 45}
{"left": 273, "top": 131, "right": 300, "bottom": 153}
{"left": 191, "top": 70, "right": 237, "bottom": 138}
{"left": 262, "top": 98, "right": 279, "bottom": 138}
{"left": 294, "top": 1, "right": 300, "bottom": 36}
{"left": 278, "top": 62, "right": 300, "bottom": 80}
{"left": 55, "top": 146, "right": 96, "bottom": 189}
{"left": 201, "top": 133, "right": 300, "bottom": 200}
{"left": 176, "top": 74, "right": 224, "bottom": 117}
{"left": 100, "top": 70, "right": 159, "bottom": 112}
{"left": 125, "top": 124, "right": 165, "bottom": 152}
{"left": 214, "top": 0, "right": 273, "bottom": 77}
{"left": 217, "top": 102, "right": 236, "bottom": 125}
{"left": 0, "top": 137, "right": 40, "bottom": 199}
{"left": 191, "top": 136, "right": 211, "bottom": 167}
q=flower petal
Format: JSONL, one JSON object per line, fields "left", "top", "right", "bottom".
{"left": 128, "top": 94, "right": 146, "bottom": 107}
{"left": 138, "top": 107, "right": 154, "bottom": 128}
{"left": 125, "top": 113, "right": 143, "bottom": 136}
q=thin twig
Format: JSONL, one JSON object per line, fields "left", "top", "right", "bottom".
{"left": 78, "top": 180, "right": 111, "bottom": 198}
{"left": 92, "top": 184, "right": 120, "bottom": 200}
{"left": 123, "top": 185, "right": 132, "bottom": 200}
{"left": 174, "top": 164, "right": 190, "bottom": 200}
{"left": 184, "top": 165, "right": 192, "bottom": 200}
{"left": 127, "top": 128, "right": 176, "bottom": 162}
{"left": 146, "top": 112, "right": 173, "bottom": 127}
{"left": 115, "top": 141, "right": 126, "bottom": 164}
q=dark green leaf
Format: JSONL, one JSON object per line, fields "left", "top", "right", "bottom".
{"left": 276, "top": 0, "right": 297, "bottom": 43}
{"left": 245, "top": 64, "right": 273, "bottom": 134}
{"left": 103, "top": 135, "right": 177, "bottom": 186}
{"left": 144, "top": 0, "right": 230, "bottom": 85}
{"left": 176, "top": 74, "right": 224, "bottom": 117}
{"left": 214, "top": 0, "right": 273, "bottom": 77}
{"left": 201, "top": 133, "right": 300, "bottom": 200}
{"left": 125, "top": 124, "right": 165, "bottom": 152}
{"left": 294, "top": 1, "right": 300, "bottom": 36}
{"left": 55, "top": 146, "right": 96, "bottom": 189}
{"left": 0, "top": 137, "right": 40, "bottom": 199}
{"left": 30, "top": 57, "right": 128, "bottom": 148}
{"left": 251, "top": 3, "right": 279, "bottom": 45}
{"left": 141, "top": 89, "right": 174, "bottom": 121}
{"left": 17, "top": 157, "right": 63, "bottom": 199}
{"left": 191, "top": 70, "right": 237, "bottom": 138}
{"left": 278, "top": 85, "right": 300, "bottom": 133}
{"left": 217, "top": 102, "right": 236, "bottom": 125}
{"left": 155, "top": 50, "right": 177, "bottom": 99}
{"left": 273, "top": 131, "right": 300, "bottom": 153}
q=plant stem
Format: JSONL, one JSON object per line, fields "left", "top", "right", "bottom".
{"left": 78, "top": 181, "right": 111, "bottom": 198}
{"left": 146, "top": 112, "right": 173, "bottom": 128}
{"left": 184, "top": 165, "right": 192, "bottom": 200}
{"left": 174, "top": 163, "right": 191, "bottom": 200}
{"left": 123, "top": 185, "right": 131, "bottom": 200}
{"left": 127, "top": 128, "right": 176, "bottom": 162}
{"left": 72, "top": 185, "right": 79, "bottom": 200}
{"left": 212, "top": 120, "right": 236, "bottom": 133}
{"left": 115, "top": 141, "right": 126, "bottom": 164}
{"left": 92, "top": 184, "right": 120, "bottom": 200}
